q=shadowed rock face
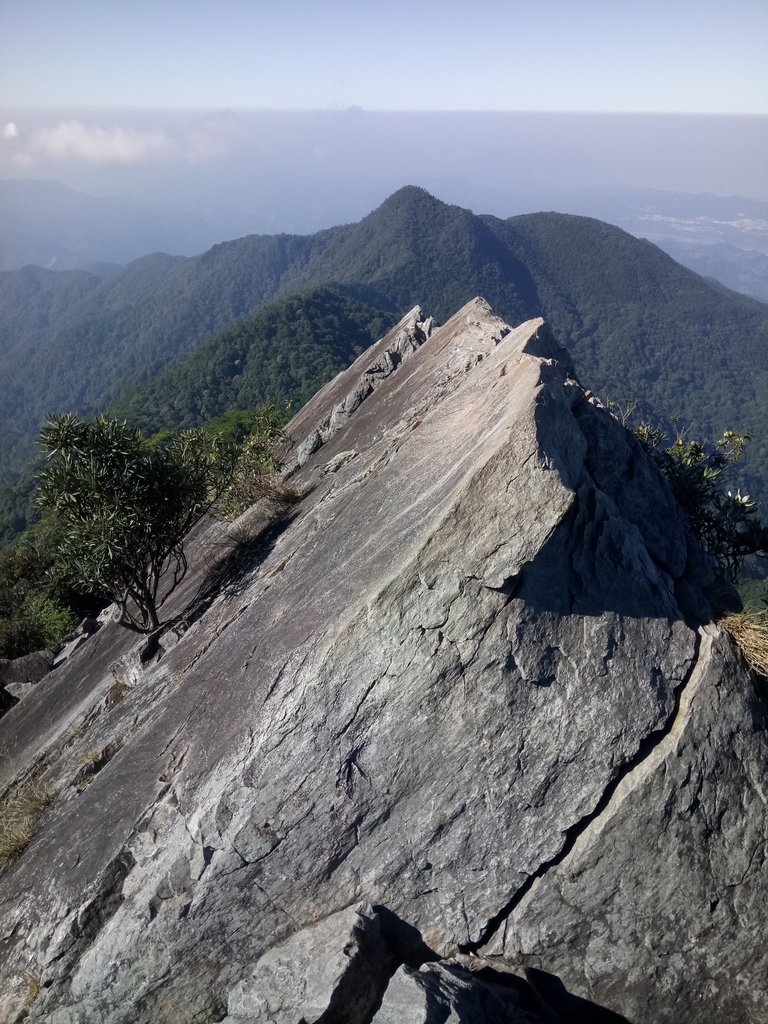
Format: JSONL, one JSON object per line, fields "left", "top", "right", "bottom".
{"left": 0, "top": 299, "right": 765, "bottom": 1024}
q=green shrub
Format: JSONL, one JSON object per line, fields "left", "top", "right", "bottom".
{"left": 38, "top": 414, "right": 244, "bottom": 632}
{"left": 37, "top": 411, "right": 288, "bottom": 633}
{"left": 0, "top": 596, "right": 76, "bottom": 660}
{"left": 0, "top": 525, "right": 81, "bottom": 659}
{"left": 635, "top": 424, "right": 768, "bottom": 581}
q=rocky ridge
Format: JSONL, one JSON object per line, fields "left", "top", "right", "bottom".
{"left": 0, "top": 299, "right": 765, "bottom": 1024}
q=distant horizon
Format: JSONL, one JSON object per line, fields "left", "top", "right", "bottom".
{"left": 2, "top": 108, "right": 765, "bottom": 205}
{"left": 4, "top": 107, "right": 768, "bottom": 117}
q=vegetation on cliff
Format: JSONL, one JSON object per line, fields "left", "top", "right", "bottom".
{"left": 0, "top": 523, "right": 80, "bottom": 659}
{"left": 635, "top": 424, "right": 768, "bottom": 582}
{"left": 0, "top": 408, "right": 288, "bottom": 657}
{"left": 36, "top": 412, "right": 287, "bottom": 633}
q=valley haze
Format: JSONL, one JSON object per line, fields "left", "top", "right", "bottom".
{"left": 1, "top": 111, "right": 766, "bottom": 217}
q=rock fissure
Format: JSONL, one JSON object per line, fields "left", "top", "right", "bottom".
{"left": 335, "top": 666, "right": 393, "bottom": 741}
{"left": 725, "top": 840, "right": 764, "bottom": 889}
{"left": 462, "top": 629, "right": 706, "bottom": 954}
{"left": 43, "top": 849, "right": 136, "bottom": 980}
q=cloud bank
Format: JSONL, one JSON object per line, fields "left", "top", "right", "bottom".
{"left": 0, "top": 117, "right": 237, "bottom": 167}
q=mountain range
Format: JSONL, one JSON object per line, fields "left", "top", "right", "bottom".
{"left": 1, "top": 185, "right": 768, "bottom": 529}
{"left": 4, "top": 176, "right": 768, "bottom": 302}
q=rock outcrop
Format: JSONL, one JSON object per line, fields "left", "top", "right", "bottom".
{"left": 0, "top": 649, "right": 54, "bottom": 705}
{"left": 0, "top": 299, "right": 765, "bottom": 1024}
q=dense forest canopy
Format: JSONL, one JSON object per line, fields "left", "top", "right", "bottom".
{"left": 110, "top": 288, "right": 395, "bottom": 434}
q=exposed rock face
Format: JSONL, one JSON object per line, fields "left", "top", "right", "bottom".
{"left": 372, "top": 961, "right": 543, "bottom": 1024}
{"left": 0, "top": 649, "right": 53, "bottom": 705}
{"left": 292, "top": 305, "right": 435, "bottom": 467}
{"left": 0, "top": 299, "right": 765, "bottom": 1024}
{"left": 223, "top": 904, "right": 398, "bottom": 1024}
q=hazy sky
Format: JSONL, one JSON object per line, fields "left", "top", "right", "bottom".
{"left": 2, "top": 0, "right": 767, "bottom": 114}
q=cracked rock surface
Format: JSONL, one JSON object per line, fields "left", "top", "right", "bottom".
{"left": 0, "top": 299, "right": 765, "bottom": 1024}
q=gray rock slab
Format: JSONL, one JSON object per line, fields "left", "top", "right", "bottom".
{"left": 372, "top": 961, "right": 540, "bottom": 1024}
{"left": 0, "top": 299, "right": 764, "bottom": 1024}
{"left": 0, "top": 649, "right": 53, "bottom": 688}
{"left": 225, "top": 904, "right": 397, "bottom": 1024}
{"left": 480, "top": 628, "right": 768, "bottom": 1024}
{"left": 1, "top": 650, "right": 54, "bottom": 706}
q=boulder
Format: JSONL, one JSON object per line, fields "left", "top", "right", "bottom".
{"left": 224, "top": 904, "right": 397, "bottom": 1024}
{"left": 0, "top": 649, "right": 54, "bottom": 704}
{"left": 53, "top": 616, "right": 103, "bottom": 668}
{"left": 372, "top": 962, "right": 541, "bottom": 1024}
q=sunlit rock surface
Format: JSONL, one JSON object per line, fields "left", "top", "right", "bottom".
{"left": 0, "top": 299, "right": 765, "bottom": 1024}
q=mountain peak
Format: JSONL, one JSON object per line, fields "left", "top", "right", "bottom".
{"left": 368, "top": 183, "right": 452, "bottom": 218}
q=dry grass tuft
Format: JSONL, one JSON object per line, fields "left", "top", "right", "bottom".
{"left": 219, "top": 472, "right": 303, "bottom": 523}
{"left": 721, "top": 609, "right": 768, "bottom": 678}
{"left": 72, "top": 745, "right": 118, "bottom": 792}
{"left": 106, "top": 676, "right": 133, "bottom": 711}
{"left": 0, "top": 777, "right": 51, "bottom": 872}
{"left": 21, "top": 970, "right": 42, "bottom": 1011}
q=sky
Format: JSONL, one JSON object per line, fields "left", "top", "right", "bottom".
{"left": 1, "top": 0, "right": 767, "bottom": 114}
{"left": 0, "top": 0, "right": 765, "bottom": 228}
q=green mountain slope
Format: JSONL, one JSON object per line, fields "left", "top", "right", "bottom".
{"left": 110, "top": 288, "right": 395, "bottom": 433}
{"left": 0, "top": 265, "right": 101, "bottom": 357}
{"left": 2, "top": 185, "right": 768, "bottom": 505}
{"left": 278, "top": 186, "right": 540, "bottom": 320}
{"left": 0, "top": 237, "right": 317, "bottom": 483}
{"left": 491, "top": 212, "right": 768, "bottom": 498}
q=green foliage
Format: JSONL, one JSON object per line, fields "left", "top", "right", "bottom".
{"left": 0, "top": 407, "right": 288, "bottom": 653}
{"left": 635, "top": 424, "right": 768, "bottom": 581}
{"left": 0, "top": 596, "right": 76, "bottom": 660}
{"left": 0, "top": 459, "right": 42, "bottom": 548}
{"left": 191, "top": 405, "right": 291, "bottom": 445}
{"left": 213, "top": 408, "right": 290, "bottom": 520}
{"left": 38, "top": 414, "right": 243, "bottom": 632}
{"left": 0, "top": 524, "right": 79, "bottom": 659}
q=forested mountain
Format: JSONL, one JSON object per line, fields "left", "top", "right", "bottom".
{"left": 111, "top": 288, "right": 395, "bottom": 433}
{"left": 0, "top": 265, "right": 101, "bottom": 356}
{"left": 2, "top": 185, "right": 768, "bottom": 506}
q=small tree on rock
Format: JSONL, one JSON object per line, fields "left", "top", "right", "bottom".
{"left": 38, "top": 414, "right": 242, "bottom": 632}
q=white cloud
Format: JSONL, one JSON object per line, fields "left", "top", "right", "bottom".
{"left": 25, "top": 120, "right": 175, "bottom": 164}
{"left": 0, "top": 116, "right": 239, "bottom": 169}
